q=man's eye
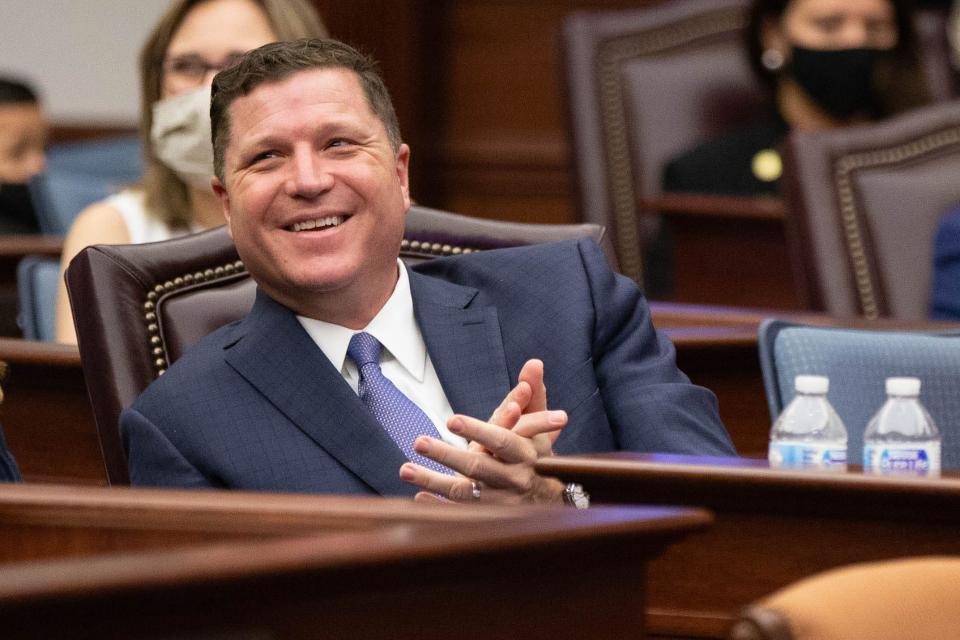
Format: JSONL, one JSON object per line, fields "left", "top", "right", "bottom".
{"left": 327, "top": 139, "right": 352, "bottom": 149}
{"left": 250, "top": 150, "right": 278, "bottom": 164}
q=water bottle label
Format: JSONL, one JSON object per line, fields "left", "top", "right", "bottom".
{"left": 769, "top": 443, "right": 847, "bottom": 470}
{"left": 864, "top": 444, "right": 941, "bottom": 477}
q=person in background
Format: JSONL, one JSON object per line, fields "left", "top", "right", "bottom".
{"left": 664, "top": 0, "right": 929, "bottom": 196}
{"left": 55, "top": 0, "right": 327, "bottom": 344}
{"left": 0, "top": 78, "right": 47, "bottom": 234}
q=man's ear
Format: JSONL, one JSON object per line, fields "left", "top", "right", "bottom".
{"left": 396, "top": 143, "right": 411, "bottom": 209}
{"left": 211, "top": 176, "right": 233, "bottom": 238}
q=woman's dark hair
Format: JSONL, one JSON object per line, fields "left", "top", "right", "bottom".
{"left": 744, "top": 0, "right": 928, "bottom": 116}
{"left": 0, "top": 78, "right": 38, "bottom": 105}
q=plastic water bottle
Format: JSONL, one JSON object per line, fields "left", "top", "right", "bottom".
{"left": 768, "top": 375, "right": 847, "bottom": 470}
{"left": 863, "top": 377, "right": 941, "bottom": 477}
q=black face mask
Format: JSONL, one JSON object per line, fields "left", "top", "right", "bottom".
{"left": 788, "top": 46, "right": 885, "bottom": 120}
{"left": 0, "top": 182, "right": 40, "bottom": 233}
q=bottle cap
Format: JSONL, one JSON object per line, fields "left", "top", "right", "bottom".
{"left": 794, "top": 375, "right": 829, "bottom": 394}
{"left": 885, "top": 377, "right": 921, "bottom": 397}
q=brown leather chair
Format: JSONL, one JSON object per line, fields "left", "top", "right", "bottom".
{"left": 560, "top": 2, "right": 956, "bottom": 288}
{"left": 728, "top": 557, "right": 960, "bottom": 640}
{"left": 780, "top": 100, "right": 960, "bottom": 320}
{"left": 65, "top": 205, "right": 612, "bottom": 485}
{"left": 560, "top": 0, "right": 762, "bottom": 285}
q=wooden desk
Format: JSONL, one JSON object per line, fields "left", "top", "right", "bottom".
{"left": 647, "top": 194, "right": 802, "bottom": 311}
{"left": 0, "top": 484, "right": 708, "bottom": 639}
{"left": 0, "top": 339, "right": 103, "bottom": 485}
{"left": 538, "top": 453, "right": 960, "bottom": 639}
{"left": 0, "top": 236, "right": 62, "bottom": 338}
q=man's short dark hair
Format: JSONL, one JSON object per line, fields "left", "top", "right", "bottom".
{"left": 0, "top": 78, "right": 38, "bottom": 105}
{"left": 210, "top": 38, "right": 401, "bottom": 181}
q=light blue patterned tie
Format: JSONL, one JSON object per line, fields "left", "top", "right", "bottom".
{"left": 347, "top": 332, "right": 453, "bottom": 475}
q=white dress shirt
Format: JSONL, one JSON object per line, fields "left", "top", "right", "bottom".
{"left": 296, "top": 260, "right": 468, "bottom": 449}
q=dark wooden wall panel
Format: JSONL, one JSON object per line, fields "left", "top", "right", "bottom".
{"left": 312, "top": 0, "right": 662, "bottom": 223}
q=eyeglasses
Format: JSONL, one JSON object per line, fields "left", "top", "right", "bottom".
{"left": 163, "top": 53, "right": 246, "bottom": 87}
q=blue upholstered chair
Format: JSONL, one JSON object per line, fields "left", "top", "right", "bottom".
{"left": 758, "top": 319, "right": 960, "bottom": 470}
{"left": 16, "top": 255, "right": 61, "bottom": 341}
{"left": 28, "top": 136, "right": 142, "bottom": 234}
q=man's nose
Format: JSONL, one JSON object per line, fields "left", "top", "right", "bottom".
{"left": 286, "top": 149, "right": 333, "bottom": 197}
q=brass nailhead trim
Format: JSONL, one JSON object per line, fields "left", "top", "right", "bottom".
{"left": 595, "top": 6, "right": 748, "bottom": 284}
{"left": 832, "top": 126, "right": 960, "bottom": 318}
{"left": 144, "top": 259, "right": 246, "bottom": 377}
{"left": 400, "top": 238, "right": 476, "bottom": 257}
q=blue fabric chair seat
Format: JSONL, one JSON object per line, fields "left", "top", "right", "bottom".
{"left": 28, "top": 135, "right": 142, "bottom": 234}
{"left": 16, "top": 255, "right": 61, "bottom": 342}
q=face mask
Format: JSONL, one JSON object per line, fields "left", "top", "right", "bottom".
{"left": 788, "top": 46, "right": 884, "bottom": 120}
{"left": 150, "top": 85, "right": 215, "bottom": 189}
{"left": 0, "top": 182, "right": 39, "bottom": 232}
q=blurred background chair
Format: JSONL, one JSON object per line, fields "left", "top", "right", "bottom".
{"left": 560, "top": 0, "right": 759, "bottom": 288}
{"left": 65, "top": 205, "right": 612, "bottom": 484}
{"left": 781, "top": 100, "right": 960, "bottom": 320}
{"left": 15, "top": 255, "right": 60, "bottom": 341}
{"left": 561, "top": 1, "right": 956, "bottom": 297}
{"left": 728, "top": 556, "right": 960, "bottom": 640}
{"left": 28, "top": 135, "right": 142, "bottom": 235}
{"left": 758, "top": 318, "right": 960, "bottom": 469}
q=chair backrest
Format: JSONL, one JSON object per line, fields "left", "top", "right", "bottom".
{"left": 781, "top": 100, "right": 960, "bottom": 320}
{"left": 561, "top": 3, "right": 956, "bottom": 289}
{"left": 757, "top": 318, "right": 960, "bottom": 469}
{"left": 729, "top": 557, "right": 960, "bottom": 640}
{"left": 560, "top": 0, "right": 763, "bottom": 284}
{"left": 65, "top": 205, "right": 611, "bottom": 485}
{"left": 15, "top": 255, "right": 61, "bottom": 341}
{"left": 28, "top": 135, "right": 143, "bottom": 234}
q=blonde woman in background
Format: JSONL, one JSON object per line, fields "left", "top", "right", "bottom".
{"left": 56, "top": 0, "right": 327, "bottom": 344}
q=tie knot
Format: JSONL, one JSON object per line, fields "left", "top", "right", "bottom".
{"left": 347, "top": 332, "right": 382, "bottom": 368}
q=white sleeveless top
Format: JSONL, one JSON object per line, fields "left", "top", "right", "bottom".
{"left": 106, "top": 189, "right": 200, "bottom": 243}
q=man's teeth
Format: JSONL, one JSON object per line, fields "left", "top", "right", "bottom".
{"left": 291, "top": 216, "right": 344, "bottom": 232}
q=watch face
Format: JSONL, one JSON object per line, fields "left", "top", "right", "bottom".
{"left": 565, "top": 483, "right": 590, "bottom": 509}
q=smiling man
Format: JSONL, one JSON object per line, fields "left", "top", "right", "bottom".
{"left": 120, "top": 39, "right": 734, "bottom": 503}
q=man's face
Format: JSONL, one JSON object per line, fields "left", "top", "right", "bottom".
{"left": 214, "top": 68, "right": 410, "bottom": 322}
{"left": 0, "top": 103, "right": 46, "bottom": 183}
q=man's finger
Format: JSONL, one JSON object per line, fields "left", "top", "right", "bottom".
{"left": 512, "top": 409, "right": 567, "bottom": 439}
{"left": 400, "top": 461, "right": 476, "bottom": 500}
{"left": 518, "top": 359, "right": 547, "bottom": 413}
{"left": 488, "top": 381, "right": 531, "bottom": 427}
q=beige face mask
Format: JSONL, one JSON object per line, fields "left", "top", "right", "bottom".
{"left": 150, "top": 85, "right": 215, "bottom": 189}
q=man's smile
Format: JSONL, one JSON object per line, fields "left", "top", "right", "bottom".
{"left": 286, "top": 215, "right": 349, "bottom": 232}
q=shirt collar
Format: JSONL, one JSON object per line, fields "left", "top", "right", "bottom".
{"left": 296, "top": 260, "right": 427, "bottom": 381}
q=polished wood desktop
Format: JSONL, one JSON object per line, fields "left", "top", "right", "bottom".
{"left": 538, "top": 453, "right": 960, "bottom": 639}
{"left": 0, "top": 483, "right": 708, "bottom": 639}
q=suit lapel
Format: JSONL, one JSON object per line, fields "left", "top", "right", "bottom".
{"left": 222, "top": 291, "right": 415, "bottom": 497}
{"left": 409, "top": 270, "right": 511, "bottom": 421}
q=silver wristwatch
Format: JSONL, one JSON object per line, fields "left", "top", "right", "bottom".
{"left": 562, "top": 482, "right": 590, "bottom": 509}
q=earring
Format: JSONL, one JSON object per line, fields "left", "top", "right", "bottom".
{"left": 761, "top": 48, "right": 785, "bottom": 71}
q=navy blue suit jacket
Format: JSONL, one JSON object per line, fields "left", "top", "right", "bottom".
{"left": 932, "top": 206, "right": 960, "bottom": 320}
{"left": 122, "top": 239, "right": 734, "bottom": 494}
